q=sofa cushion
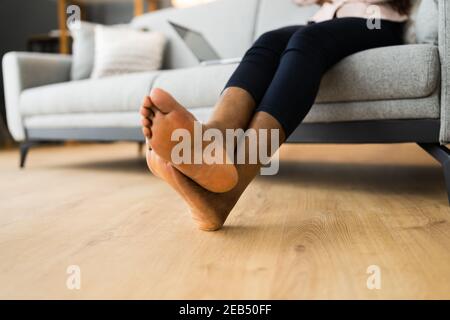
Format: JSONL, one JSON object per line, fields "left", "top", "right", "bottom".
{"left": 152, "top": 63, "right": 235, "bottom": 109}
{"left": 23, "top": 107, "right": 213, "bottom": 129}
{"left": 317, "top": 44, "right": 439, "bottom": 103}
{"left": 305, "top": 92, "right": 440, "bottom": 123}
{"left": 23, "top": 92, "right": 439, "bottom": 132}
{"left": 20, "top": 71, "right": 158, "bottom": 116}
{"left": 21, "top": 44, "right": 439, "bottom": 118}
{"left": 153, "top": 44, "right": 439, "bottom": 108}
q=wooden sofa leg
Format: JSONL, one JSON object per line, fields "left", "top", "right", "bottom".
{"left": 418, "top": 143, "right": 450, "bottom": 204}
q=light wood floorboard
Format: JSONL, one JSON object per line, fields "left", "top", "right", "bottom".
{"left": 0, "top": 142, "right": 449, "bottom": 299}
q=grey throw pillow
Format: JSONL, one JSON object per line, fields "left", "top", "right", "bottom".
{"left": 415, "top": 0, "right": 438, "bottom": 45}
{"left": 69, "top": 21, "right": 97, "bottom": 80}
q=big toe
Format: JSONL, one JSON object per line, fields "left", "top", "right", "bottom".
{"left": 150, "top": 88, "right": 183, "bottom": 114}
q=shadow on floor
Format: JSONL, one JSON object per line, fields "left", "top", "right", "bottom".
{"left": 258, "top": 160, "right": 444, "bottom": 198}
{"left": 52, "top": 156, "right": 445, "bottom": 199}
{"left": 52, "top": 157, "right": 148, "bottom": 173}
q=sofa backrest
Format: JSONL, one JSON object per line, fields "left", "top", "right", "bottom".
{"left": 131, "top": 0, "right": 439, "bottom": 70}
{"left": 414, "top": 0, "right": 438, "bottom": 45}
{"left": 255, "top": 0, "right": 439, "bottom": 44}
{"left": 254, "top": 0, "right": 319, "bottom": 39}
{"left": 131, "top": 0, "right": 259, "bottom": 69}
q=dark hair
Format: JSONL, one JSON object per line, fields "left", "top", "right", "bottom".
{"left": 389, "top": 0, "right": 413, "bottom": 15}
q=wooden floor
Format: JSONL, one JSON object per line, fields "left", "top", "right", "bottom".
{"left": 0, "top": 142, "right": 449, "bottom": 299}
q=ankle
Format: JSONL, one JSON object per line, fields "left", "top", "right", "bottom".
{"left": 204, "top": 120, "right": 227, "bottom": 136}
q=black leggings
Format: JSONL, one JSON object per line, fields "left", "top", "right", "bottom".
{"left": 224, "top": 18, "right": 405, "bottom": 137}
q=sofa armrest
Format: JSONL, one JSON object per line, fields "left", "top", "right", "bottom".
{"left": 2, "top": 52, "right": 72, "bottom": 141}
{"left": 439, "top": 0, "right": 450, "bottom": 144}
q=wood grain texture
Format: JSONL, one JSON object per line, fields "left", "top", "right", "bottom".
{"left": 0, "top": 143, "right": 449, "bottom": 299}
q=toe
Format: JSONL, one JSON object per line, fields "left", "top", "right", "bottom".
{"left": 140, "top": 106, "right": 152, "bottom": 118}
{"left": 150, "top": 88, "right": 183, "bottom": 114}
{"left": 148, "top": 107, "right": 156, "bottom": 119}
{"left": 142, "top": 126, "right": 152, "bottom": 138}
{"left": 142, "top": 96, "right": 152, "bottom": 108}
{"left": 141, "top": 117, "right": 152, "bottom": 127}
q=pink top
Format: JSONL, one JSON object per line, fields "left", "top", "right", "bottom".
{"left": 294, "top": 0, "right": 409, "bottom": 23}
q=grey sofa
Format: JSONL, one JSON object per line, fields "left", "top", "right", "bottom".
{"left": 3, "top": 0, "right": 450, "bottom": 202}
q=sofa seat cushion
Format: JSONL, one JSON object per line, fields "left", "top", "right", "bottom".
{"left": 23, "top": 108, "right": 213, "bottom": 129}
{"left": 154, "top": 44, "right": 439, "bottom": 108}
{"left": 22, "top": 91, "right": 439, "bottom": 134}
{"left": 305, "top": 91, "right": 439, "bottom": 123}
{"left": 317, "top": 44, "right": 439, "bottom": 103}
{"left": 20, "top": 44, "right": 439, "bottom": 119}
{"left": 20, "top": 71, "right": 159, "bottom": 116}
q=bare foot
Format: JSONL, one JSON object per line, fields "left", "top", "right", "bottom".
{"left": 146, "top": 150, "right": 241, "bottom": 231}
{"left": 140, "top": 88, "right": 238, "bottom": 193}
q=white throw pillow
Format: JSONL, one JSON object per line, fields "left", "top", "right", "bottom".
{"left": 90, "top": 25, "right": 166, "bottom": 79}
{"left": 69, "top": 21, "right": 97, "bottom": 80}
{"left": 69, "top": 22, "right": 133, "bottom": 80}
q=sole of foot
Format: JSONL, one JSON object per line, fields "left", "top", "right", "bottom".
{"left": 140, "top": 88, "right": 238, "bottom": 194}
{"left": 146, "top": 150, "right": 240, "bottom": 231}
